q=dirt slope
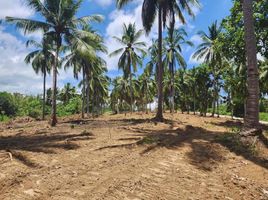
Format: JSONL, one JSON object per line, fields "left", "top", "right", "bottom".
{"left": 0, "top": 113, "right": 267, "bottom": 200}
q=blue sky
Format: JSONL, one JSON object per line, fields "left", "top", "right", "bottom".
{"left": 0, "top": 0, "right": 233, "bottom": 94}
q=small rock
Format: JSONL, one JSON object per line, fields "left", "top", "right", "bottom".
{"left": 262, "top": 189, "right": 268, "bottom": 197}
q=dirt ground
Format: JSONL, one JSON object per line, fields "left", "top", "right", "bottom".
{"left": 0, "top": 113, "right": 267, "bottom": 200}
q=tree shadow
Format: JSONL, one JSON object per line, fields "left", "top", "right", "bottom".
{"left": 62, "top": 119, "right": 95, "bottom": 125}
{"left": 109, "top": 117, "right": 179, "bottom": 127}
{"left": 97, "top": 124, "right": 268, "bottom": 171}
{"left": 0, "top": 131, "right": 95, "bottom": 168}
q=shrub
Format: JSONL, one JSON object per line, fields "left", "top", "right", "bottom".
{"left": 28, "top": 109, "right": 42, "bottom": 119}
{"left": 0, "top": 92, "right": 18, "bottom": 116}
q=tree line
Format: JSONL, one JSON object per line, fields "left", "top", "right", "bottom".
{"left": 1, "top": 0, "right": 266, "bottom": 136}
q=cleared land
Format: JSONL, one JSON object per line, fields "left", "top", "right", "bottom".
{"left": 0, "top": 113, "right": 267, "bottom": 200}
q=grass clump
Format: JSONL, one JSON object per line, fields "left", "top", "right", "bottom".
{"left": 137, "top": 136, "right": 158, "bottom": 145}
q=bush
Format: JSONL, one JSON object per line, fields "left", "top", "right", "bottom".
{"left": 28, "top": 109, "right": 42, "bottom": 119}
{"left": 57, "top": 97, "right": 82, "bottom": 116}
{"left": 0, "top": 92, "right": 18, "bottom": 116}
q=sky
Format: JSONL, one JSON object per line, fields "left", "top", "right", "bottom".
{"left": 0, "top": 0, "right": 233, "bottom": 95}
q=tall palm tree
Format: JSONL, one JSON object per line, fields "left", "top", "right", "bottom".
{"left": 193, "top": 21, "right": 223, "bottom": 117}
{"left": 164, "top": 27, "right": 193, "bottom": 113}
{"left": 6, "top": 0, "right": 103, "bottom": 126}
{"left": 64, "top": 26, "right": 106, "bottom": 118}
{"left": 24, "top": 37, "right": 54, "bottom": 120}
{"left": 242, "top": 0, "right": 260, "bottom": 131}
{"left": 110, "top": 23, "right": 146, "bottom": 113}
{"left": 116, "top": 0, "right": 199, "bottom": 121}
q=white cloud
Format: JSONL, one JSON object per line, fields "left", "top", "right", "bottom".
{"left": 89, "top": 0, "right": 113, "bottom": 7}
{"left": 104, "top": 2, "right": 158, "bottom": 71}
{"left": 0, "top": 0, "right": 34, "bottom": 19}
{"left": 0, "top": 26, "right": 77, "bottom": 95}
{"left": 190, "top": 34, "right": 202, "bottom": 45}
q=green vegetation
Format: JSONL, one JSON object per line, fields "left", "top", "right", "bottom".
{"left": 258, "top": 113, "right": 268, "bottom": 122}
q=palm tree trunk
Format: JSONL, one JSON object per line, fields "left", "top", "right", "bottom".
{"left": 146, "top": 89, "right": 149, "bottom": 114}
{"left": 171, "top": 56, "right": 175, "bottom": 114}
{"left": 193, "top": 89, "right": 196, "bottom": 115}
{"left": 51, "top": 44, "right": 59, "bottom": 126}
{"left": 212, "top": 83, "right": 216, "bottom": 117}
{"left": 130, "top": 68, "right": 133, "bottom": 114}
{"left": 242, "top": 0, "right": 260, "bottom": 130}
{"left": 42, "top": 70, "right": 46, "bottom": 120}
{"left": 82, "top": 68, "right": 85, "bottom": 119}
{"left": 86, "top": 73, "right": 90, "bottom": 116}
{"left": 155, "top": 5, "right": 164, "bottom": 121}
{"left": 217, "top": 96, "right": 220, "bottom": 118}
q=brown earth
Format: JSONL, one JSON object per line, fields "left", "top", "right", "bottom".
{"left": 0, "top": 113, "right": 267, "bottom": 200}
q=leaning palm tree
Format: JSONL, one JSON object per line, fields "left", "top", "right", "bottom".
{"left": 241, "top": 0, "right": 260, "bottom": 133}
{"left": 164, "top": 27, "right": 193, "bottom": 113}
{"left": 110, "top": 23, "right": 146, "bottom": 113}
{"left": 193, "top": 21, "right": 223, "bottom": 117}
{"left": 6, "top": 0, "right": 103, "bottom": 126}
{"left": 116, "top": 0, "right": 200, "bottom": 121}
{"left": 24, "top": 37, "right": 54, "bottom": 120}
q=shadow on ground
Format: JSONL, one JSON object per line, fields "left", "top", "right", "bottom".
{"left": 97, "top": 123, "right": 268, "bottom": 171}
{"left": 0, "top": 131, "right": 95, "bottom": 167}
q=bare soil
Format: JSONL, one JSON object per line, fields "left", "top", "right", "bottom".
{"left": 0, "top": 113, "right": 267, "bottom": 200}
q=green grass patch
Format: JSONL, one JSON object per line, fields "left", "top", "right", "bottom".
{"left": 137, "top": 136, "right": 158, "bottom": 145}
{"left": 259, "top": 112, "right": 268, "bottom": 122}
{"left": 0, "top": 114, "right": 10, "bottom": 122}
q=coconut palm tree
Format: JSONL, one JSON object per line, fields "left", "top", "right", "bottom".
{"left": 164, "top": 27, "right": 193, "bottom": 113}
{"left": 24, "top": 37, "right": 54, "bottom": 120}
{"left": 6, "top": 0, "right": 103, "bottom": 126}
{"left": 90, "top": 69, "right": 110, "bottom": 116}
{"left": 59, "top": 83, "right": 77, "bottom": 104}
{"left": 193, "top": 21, "right": 224, "bottom": 117}
{"left": 116, "top": 0, "right": 199, "bottom": 121}
{"left": 111, "top": 77, "right": 132, "bottom": 114}
{"left": 138, "top": 69, "right": 156, "bottom": 113}
{"left": 242, "top": 0, "right": 260, "bottom": 132}
{"left": 110, "top": 23, "right": 146, "bottom": 113}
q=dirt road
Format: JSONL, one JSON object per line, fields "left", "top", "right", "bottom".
{"left": 0, "top": 113, "right": 267, "bottom": 200}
